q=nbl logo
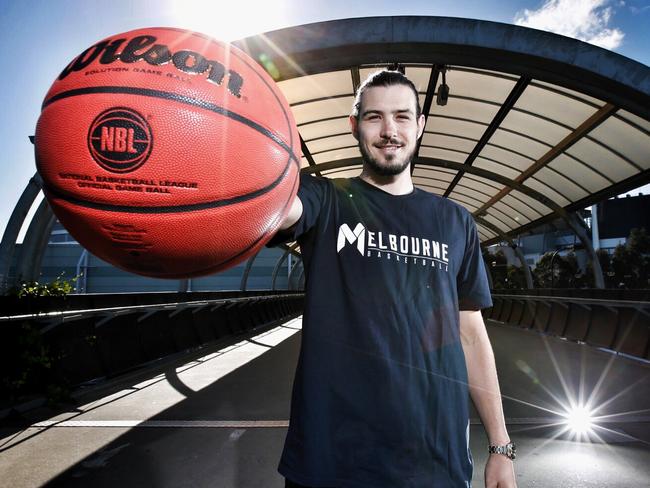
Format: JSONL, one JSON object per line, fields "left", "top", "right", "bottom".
{"left": 88, "top": 107, "right": 152, "bottom": 173}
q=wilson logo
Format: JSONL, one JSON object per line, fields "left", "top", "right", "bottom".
{"left": 87, "top": 107, "right": 152, "bottom": 173}
{"left": 58, "top": 34, "right": 244, "bottom": 98}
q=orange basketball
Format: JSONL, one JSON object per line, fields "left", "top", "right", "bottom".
{"left": 35, "top": 27, "right": 300, "bottom": 279}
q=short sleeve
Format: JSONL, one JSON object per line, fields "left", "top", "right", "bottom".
{"left": 456, "top": 213, "right": 493, "bottom": 311}
{"left": 266, "top": 172, "right": 328, "bottom": 247}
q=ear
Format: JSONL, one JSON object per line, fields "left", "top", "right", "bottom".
{"left": 349, "top": 115, "right": 360, "bottom": 141}
{"left": 416, "top": 113, "right": 425, "bottom": 139}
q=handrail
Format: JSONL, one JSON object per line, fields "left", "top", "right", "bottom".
{"left": 0, "top": 293, "right": 304, "bottom": 328}
{"left": 491, "top": 293, "right": 650, "bottom": 310}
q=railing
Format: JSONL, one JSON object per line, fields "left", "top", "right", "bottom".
{"left": 485, "top": 293, "right": 650, "bottom": 362}
{"left": 1, "top": 291, "right": 305, "bottom": 405}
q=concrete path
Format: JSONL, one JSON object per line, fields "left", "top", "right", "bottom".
{"left": 1, "top": 317, "right": 649, "bottom": 487}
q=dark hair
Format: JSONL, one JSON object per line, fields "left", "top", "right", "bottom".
{"left": 351, "top": 69, "right": 421, "bottom": 119}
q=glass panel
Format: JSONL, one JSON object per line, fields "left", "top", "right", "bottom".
{"left": 491, "top": 200, "right": 532, "bottom": 225}
{"left": 566, "top": 138, "right": 637, "bottom": 181}
{"left": 489, "top": 128, "right": 550, "bottom": 160}
{"left": 419, "top": 146, "right": 467, "bottom": 163}
{"left": 405, "top": 66, "right": 433, "bottom": 93}
{"left": 588, "top": 117, "right": 650, "bottom": 170}
{"left": 299, "top": 117, "right": 350, "bottom": 141}
{"left": 413, "top": 166, "right": 457, "bottom": 179}
{"left": 474, "top": 158, "right": 521, "bottom": 180}
{"left": 313, "top": 147, "right": 360, "bottom": 164}
{"left": 320, "top": 166, "right": 362, "bottom": 178}
{"left": 616, "top": 110, "right": 650, "bottom": 133}
{"left": 507, "top": 190, "right": 553, "bottom": 216}
{"left": 479, "top": 145, "right": 534, "bottom": 172}
{"left": 524, "top": 177, "right": 570, "bottom": 207}
{"left": 498, "top": 194, "right": 543, "bottom": 220}
{"left": 533, "top": 166, "right": 589, "bottom": 202}
{"left": 425, "top": 116, "right": 487, "bottom": 140}
{"left": 532, "top": 80, "right": 605, "bottom": 107}
{"left": 514, "top": 84, "right": 599, "bottom": 129}
{"left": 548, "top": 154, "right": 610, "bottom": 193}
{"left": 483, "top": 213, "right": 514, "bottom": 233}
{"left": 429, "top": 97, "right": 500, "bottom": 124}
{"left": 445, "top": 68, "right": 517, "bottom": 103}
{"left": 421, "top": 133, "right": 477, "bottom": 153}
{"left": 458, "top": 175, "right": 502, "bottom": 196}
{"left": 277, "top": 70, "right": 353, "bottom": 105}
{"left": 307, "top": 134, "right": 358, "bottom": 155}
{"left": 454, "top": 185, "right": 496, "bottom": 205}
{"left": 292, "top": 97, "right": 355, "bottom": 125}
{"left": 501, "top": 110, "right": 570, "bottom": 146}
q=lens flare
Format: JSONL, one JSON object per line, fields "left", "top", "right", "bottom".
{"left": 563, "top": 405, "right": 595, "bottom": 434}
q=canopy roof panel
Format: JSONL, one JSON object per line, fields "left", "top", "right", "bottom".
{"left": 234, "top": 16, "right": 650, "bottom": 246}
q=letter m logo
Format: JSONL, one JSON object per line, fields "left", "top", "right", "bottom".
{"left": 337, "top": 223, "right": 365, "bottom": 255}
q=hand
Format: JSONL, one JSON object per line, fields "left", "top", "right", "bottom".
{"left": 484, "top": 453, "right": 517, "bottom": 488}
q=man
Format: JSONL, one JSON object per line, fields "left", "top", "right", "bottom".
{"left": 270, "top": 70, "right": 517, "bottom": 487}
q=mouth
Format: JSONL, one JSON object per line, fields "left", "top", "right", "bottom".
{"left": 376, "top": 143, "right": 403, "bottom": 153}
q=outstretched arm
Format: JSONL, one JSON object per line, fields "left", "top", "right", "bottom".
{"left": 459, "top": 310, "right": 517, "bottom": 488}
{"left": 279, "top": 195, "right": 303, "bottom": 230}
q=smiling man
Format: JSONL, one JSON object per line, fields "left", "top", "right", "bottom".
{"left": 270, "top": 70, "right": 517, "bottom": 488}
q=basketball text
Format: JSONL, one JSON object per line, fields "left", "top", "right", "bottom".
{"left": 58, "top": 35, "right": 244, "bottom": 97}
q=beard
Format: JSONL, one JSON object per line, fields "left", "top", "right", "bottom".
{"left": 359, "top": 141, "right": 415, "bottom": 176}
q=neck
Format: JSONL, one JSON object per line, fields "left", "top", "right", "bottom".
{"left": 359, "top": 167, "right": 414, "bottom": 196}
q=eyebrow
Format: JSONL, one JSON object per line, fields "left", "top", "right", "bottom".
{"left": 361, "top": 108, "right": 414, "bottom": 117}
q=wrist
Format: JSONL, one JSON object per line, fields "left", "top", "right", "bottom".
{"left": 487, "top": 440, "right": 516, "bottom": 460}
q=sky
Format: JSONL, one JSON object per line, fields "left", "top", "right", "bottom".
{"left": 1, "top": 0, "right": 649, "bottom": 239}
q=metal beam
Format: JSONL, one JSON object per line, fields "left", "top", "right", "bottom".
{"left": 14, "top": 198, "right": 56, "bottom": 285}
{"left": 444, "top": 76, "right": 530, "bottom": 197}
{"left": 287, "top": 256, "right": 303, "bottom": 290}
{"left": 0, "top": 173, "right": 43, "bottom": 293}
{"left": 271, "top": 243, "right": 300, "bottom": 290}
{"left": 412, "top": 66, "right": 440, "bottom": 174}
{"left": 300, "top": 135, "right": 322, "bottom": 177}
{"left": 239, "top": 251, "right": 260, "bottom": 291}
{"left": 475, "top": 103, "right": 618, "bottom": 216}
{"left": 475, "top": 216, "right": 534, "bottom": 289}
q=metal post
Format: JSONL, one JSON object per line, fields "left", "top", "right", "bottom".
{"left": 14, "top": 198, "right": 56, "bottom": 285}
{"left": 0, "top": 173, "right": 43, "bottom": 293}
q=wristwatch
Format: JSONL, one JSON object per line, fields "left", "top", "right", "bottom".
{"left": 488, "top": 441, "right": 516, "bottom": 460}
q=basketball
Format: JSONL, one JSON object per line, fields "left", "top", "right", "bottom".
{"left": 34, "top": 27, "right": 300, "bottom": 279}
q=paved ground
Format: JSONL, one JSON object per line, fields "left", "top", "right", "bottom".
{"left": 1, "top": 316, "right": 649, "bottom": 487}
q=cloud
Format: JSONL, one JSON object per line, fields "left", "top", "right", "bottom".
{"left": 514, "top": 0, "right": 625, "bottom": 50}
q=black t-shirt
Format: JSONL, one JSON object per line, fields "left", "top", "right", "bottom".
{"left": 271, "top": 173, "right": 493, "bottom": 488}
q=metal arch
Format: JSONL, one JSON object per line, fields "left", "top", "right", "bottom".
{"left": 298, "top": 267, "right": 306, "bottom": 290}
{"left": 239, "top": 251, "right": 261, "bottom": 291}
{"left": 475, "top": 216, "right": 534, "bottom": 289}
{"left": 234, "top": 16, "right": 650, "bottom": 120}
{"left": 271, "top": 243, "right": 300, "bottom": 290}
{"left": 0, "top": 173, "right": 43, "bottom": 293}
{"left": 14, "top": 198, "right": 56, "bottom": 285}
{"left": 287, "top": 256, "right": 303, "bottom": 290}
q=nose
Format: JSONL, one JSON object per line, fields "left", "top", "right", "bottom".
{"left": 380, "top": 117, "right": 397, "bottom": 140}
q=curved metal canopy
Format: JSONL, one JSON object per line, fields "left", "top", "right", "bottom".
{"left": 233, "top": 16, "right": 650, "bottom": 246}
